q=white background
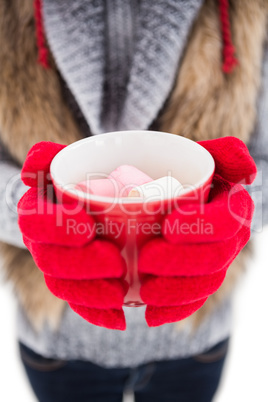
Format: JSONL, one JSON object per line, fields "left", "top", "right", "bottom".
{"left": 0, "top": 229, "right": 267, "bottom": 402}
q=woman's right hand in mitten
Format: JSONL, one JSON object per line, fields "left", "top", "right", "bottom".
{"left": 18, "top": 142, "right": 127, "bottom": 330}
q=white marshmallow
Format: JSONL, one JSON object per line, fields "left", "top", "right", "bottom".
{"left": 128, "top": 176, "right": 183, "bottom": 200}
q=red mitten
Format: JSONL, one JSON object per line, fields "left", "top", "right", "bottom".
{"left": 139, "top": 137, "right": 257, "bottom": 327}
{"left": 18, "top": 142, "right": 127, "bottom": 330}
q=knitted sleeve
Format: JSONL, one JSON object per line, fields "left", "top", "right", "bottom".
{"left": 0, "top": 142, "right": 28, "bottom": 248}
{"left": 247, "top": 42, "right": 268, "bottom": 234}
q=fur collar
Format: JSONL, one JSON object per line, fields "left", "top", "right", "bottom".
{"left": 160, "top": 0, "right": 268, "bottom": 144}
{"left": 0, "top": 0, "right": 267, "bottom": 331}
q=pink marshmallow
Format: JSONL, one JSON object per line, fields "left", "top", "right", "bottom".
{"left": 75, "top": 179, "right": 120, "bottom": 197}
{"left": 109, "top": 165, "right": 153, "bottom": 196}
{"left": 76, "top": 165, "right": 153, "bottom": 198}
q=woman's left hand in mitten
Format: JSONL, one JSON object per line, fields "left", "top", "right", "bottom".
{"left": 18, "top": 142, "right": 128, "bottom": 330}
{"left": 139, "top": 137, "right": 257, "bottom": 327}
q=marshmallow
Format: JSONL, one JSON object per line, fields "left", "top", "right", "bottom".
{"left": 76, "top": 167, "right": 183, "bottom": 200}
{"left": 128, "top": 176, "right": 183, "bottom": 200}
{"left": 75, "top": 179, "right": 118, "bottom": 197}
{"left": 109, "top": 165, "right": 153, "bottom": 196}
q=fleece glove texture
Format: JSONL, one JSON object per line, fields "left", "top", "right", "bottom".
{"left": 18, "top": 142, "right": 127, "bottom": 330}
{"left": 18, "top": 137, "right": 256, "bottom": 329}
{"left": 139, "top": 137, "right": 256, "bottom": 326}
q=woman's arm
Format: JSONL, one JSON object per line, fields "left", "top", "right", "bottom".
{"left": 0, "top": 142, "right": 27, "bottom": 248}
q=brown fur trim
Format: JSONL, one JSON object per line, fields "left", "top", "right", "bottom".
{"left": 0, "top": 0, "right": 83, "bottom": 166}
{"left": 0, "top": 242, "right": 66, "bottom": 332}
{"left": 159, "top": 0, "right": 268, "bottom": 144}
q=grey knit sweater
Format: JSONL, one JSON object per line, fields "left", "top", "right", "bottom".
{"left": 0, "top": 0, "right": 267, "bottom": 368}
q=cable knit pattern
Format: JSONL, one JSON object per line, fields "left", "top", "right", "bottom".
{"left": 118, "top": 0, "right": 203, "bottom": 131}
{"left": 43, "top": 0, "right": 203, "bottom": 134}
{"left": 102, "top": 0, "right": 138, "bottom": 131}
{"left": 17, "top": 298, "right": 232, "bottom": 368}
{"left": 43, "top": 0, "right": 106, "bottom": 135}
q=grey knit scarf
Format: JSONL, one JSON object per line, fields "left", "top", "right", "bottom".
{"left": 42, "top": 0, "right": 203, "bottom": 135}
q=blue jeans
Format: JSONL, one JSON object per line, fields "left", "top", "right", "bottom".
{"left": 19, "top": 338, "right": 229, "bottom": 402}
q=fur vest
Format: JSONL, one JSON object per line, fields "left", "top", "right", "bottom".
{"left": 0, "top": 0, "right": 267, "bottom": 332}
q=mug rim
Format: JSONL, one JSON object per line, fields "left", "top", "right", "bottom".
{"left": 50, "top": 130, "right": 215, "bottom": 205}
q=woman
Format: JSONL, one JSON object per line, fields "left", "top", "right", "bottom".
{"left": 0, "top": 0, "right": 266, "bottom": 401}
